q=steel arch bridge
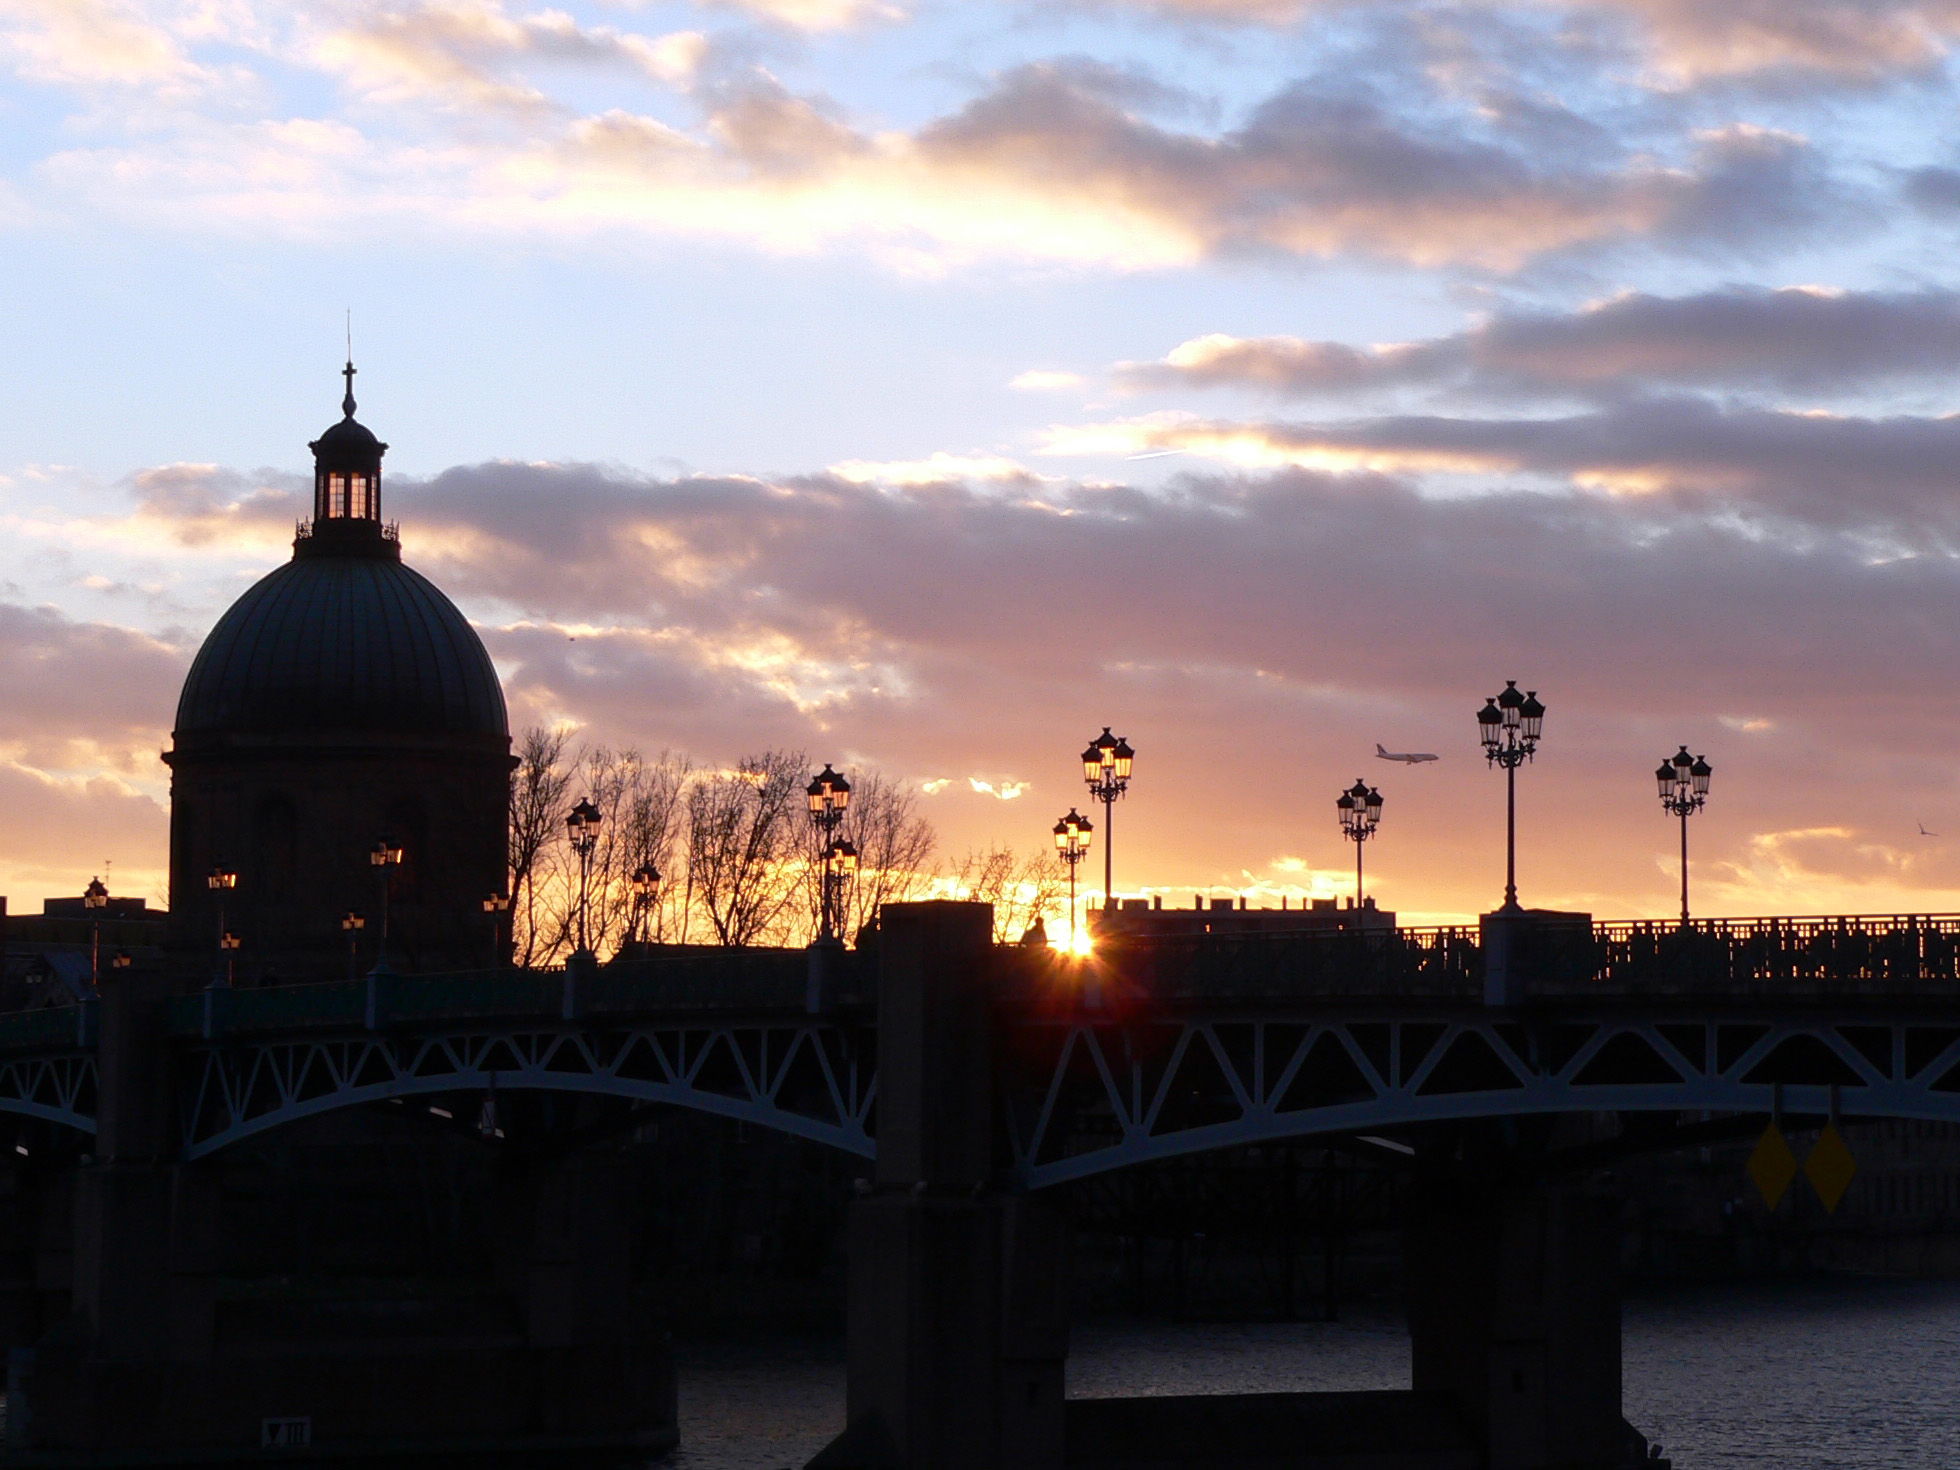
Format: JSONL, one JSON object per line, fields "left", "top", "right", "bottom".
{"left": 14, "top": 913, "right": 1960, "bottom": 1178}
{"left": 174, "top": 1017, "right": 876, "bottom": 1160}
{"left": 998, "top": 1008, "right": 1960, "bottom": 1187}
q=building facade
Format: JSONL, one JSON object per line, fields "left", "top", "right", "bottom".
{"left": 163, "top": 365, "right": 513, "bottom": 976}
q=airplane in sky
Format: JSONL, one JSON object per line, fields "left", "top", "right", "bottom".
{"left": 1377, "top": 744, "right": 1439, "bottom": 764}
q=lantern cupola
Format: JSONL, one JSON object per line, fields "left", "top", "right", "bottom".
{"left": 301, "top": 360, "right": 395, "bottom": 558}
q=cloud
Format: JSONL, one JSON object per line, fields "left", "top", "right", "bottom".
{"left": 0, "top": 0, "right": 217, "bottom": 93}
{"left": 27, "top": 41, "right": 1844, "bottom": 271}
{"left": 1121, "top": 286, "right": 1960, "bottom": 402}
{"left": 1085, "top": 0, "right": 1960, "bottom": 84}
{"left": 829, "top": 452, "right": 1046, "bottom": 485}
{"left": 312, "top": 1, "right": 707, "bottom": 117}
{"left": 0, "top": 600, "right": 185, "bottom": 777}
{"left": 1044, "top": 399, "right": 1960, "bottom": 540}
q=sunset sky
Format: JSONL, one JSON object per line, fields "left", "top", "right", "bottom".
{"left": 8, "top": 0, "right": 1960, "bottom": 925}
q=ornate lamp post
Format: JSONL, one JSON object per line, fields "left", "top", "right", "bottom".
{"left": 1655, "top": 746, "right": 1713, "bottom": 926}
{"left": 806, "top": 765, "right": 852, "bottom": 944}
{"left": 82, "top": 876, "right": 108, "bottom": 986}
{"left": 630, "top": 864, "right": 660, "bottom": 947}
{"left": 340, "top": 911, "right": 365, "bottom": 981}
{"left": 482, "top": 893, "right": 510, "bottom": 967}
{"left": 219, "top": 929, "right": 241, "bottom": 987}
{"left": 1053, "top": 808, "right": 1093, "bottom": 951}
{"left": 1335, "top": 779, "right": 1383, "bottom": 908}
{"left": 565, "top": 798, "right": 603, "bottom": 959}
{"left": 207, "top": 865, "right": 236, "bottom": 986}
{"left": 1476, "top": 680, "right": 1545, "bottom": 912}
{"left": 368, "top": 840, "right": 402, "bottom": 973}
{"left": 1081, "top": 728, "right": 1135, "bottom": 911}
{"left": 824, "top": 840, "right": 860, "bottom": 944}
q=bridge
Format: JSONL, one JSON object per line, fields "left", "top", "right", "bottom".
{"left": 14, "top": 904, "right": 1960, "bottom": 1467}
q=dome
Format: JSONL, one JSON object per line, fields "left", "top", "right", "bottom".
{"left": 174, "top": 553, "right": 508, "bottom": 741}
{"left": 309, "top": 414, "right": 386, "bottom": 472}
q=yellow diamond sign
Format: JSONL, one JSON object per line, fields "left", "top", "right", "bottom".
{"left": 1747, "top": 1123, "right": 1798, "bottom": 1210}
{"left": 1803, "top": 1124, "right": 1857, "bottom": 1214}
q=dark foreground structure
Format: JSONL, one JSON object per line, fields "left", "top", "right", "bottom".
{"left": 19, "top": 901, "right": 1960, "bottom": 1464}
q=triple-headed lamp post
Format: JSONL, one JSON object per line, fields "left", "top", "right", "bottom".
{"left": 83, "top": 876, "right": 108, "bottom": 986}
{"left": 1476, "top": 680, "right": 1546, "bottom": 912}
{"left": 368, "top": 840, "right": 402, "bottom": 974}
{"left": 1081, "top": 728, "right": 1135, "bottom": 911}
{"left": 482, "top": 893, "right": 510, "bottom": 967}
{"left": 1655, "top": 746, "right": 1713, "bottom": 926}
{"left": 631, "top": 864, "right": 661, "bottom": 947}
{"left": 807, "top": 765, "right": 853, "bottom": 944}
{"left": 1053, "top": 808, "right": 1093, "bottom": 951}
{"left": 340, "top": 911, "right": 365, "bottom": 981}
{"left": 1335, "top": 780, "right": 1384, "bottom": 908}
{"left": 207, "top": 866, "right": 236, "bottom": 987}
{"left": 565, "top": 798, "right": 603, "bottom": 959}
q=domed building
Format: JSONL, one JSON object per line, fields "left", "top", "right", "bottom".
{"left": 164, "top": 365, "right": 513, "bottom": 973}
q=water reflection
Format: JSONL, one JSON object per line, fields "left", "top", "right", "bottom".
{"left": 657, "top": 1277, "right": 1960, "bottom": 1469}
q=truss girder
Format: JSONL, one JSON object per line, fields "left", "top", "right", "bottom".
{"left": 1003, "top": 1013, "right": 1960, "bottom": 1189}
{"left": 179, "top": 1022, "right": 875, "bottom": 1160}
{"left": 0, "top": 1052, "right": 97, "bottom": 1136}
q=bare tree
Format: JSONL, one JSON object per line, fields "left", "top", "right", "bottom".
{"left": 801, "top": 770, "right": 937, "bottom": 944}
{"left": 949, "top": 845, "right": 1065, "bottom": 944}
{"left": 684, "top": 750, "right": 809, "bottom": 946}
{"left": 509, "top": 727, "right": 574, "bottom": 967}
{"left": 580, "top": 747, "right": 691, "bottom": 954}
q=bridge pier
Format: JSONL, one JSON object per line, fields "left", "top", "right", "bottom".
{"left": 813, "top": 901, "right": 1069, "bottom": 1470}
{"left": 1408, "top": 1181, "right": 1639, "bottom": 1470}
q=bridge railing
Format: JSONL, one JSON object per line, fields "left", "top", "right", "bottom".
{"left": 1034, "top": 925, "right": 1486, "bottom": 1002}
{"left": 1592, "top": 914, "right": 1960, "bottom": 993}
{"left": 163, "top": 948, "right": 833, "bottom": 1037}
{"left": 1013, "top": 913, "right": 1960, "bottom": 1004}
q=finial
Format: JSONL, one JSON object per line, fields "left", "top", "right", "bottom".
{"left": 341, "top": 359, "right": 357, "bottom": 420}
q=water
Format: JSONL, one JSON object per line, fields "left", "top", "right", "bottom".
{"left": 659, "top": 1277, "right": 1960, "bottom": 1468}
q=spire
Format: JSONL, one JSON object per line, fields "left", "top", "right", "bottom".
{"left": 342, "top": 359, "right": 357, "bottom": 420}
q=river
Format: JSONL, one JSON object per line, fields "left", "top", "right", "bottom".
{"left": 658, "top": 1276, "right": 1960, "bottom": 1468}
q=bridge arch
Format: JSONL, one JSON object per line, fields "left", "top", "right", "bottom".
{"left": 1007, "top": 1014, "right": 1960, "bottom": 1188}
{"left": 179, "top": 1022, "right": 875, "bottom": 1162}
{"left": 0, "top": 1053, "right": 98, "bottom": 1140}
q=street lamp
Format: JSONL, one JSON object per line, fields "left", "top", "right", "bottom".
{"left": 807, "top": 765, "right": 852, "bottom": 944}
{"left": 565, "top": 798, "right": 603, "bottom": 959}
{"left": 1081, "top": 727, "right": 1135, "bottom": 911}
{"left": 824, "top": 840, "right": 860, "bottom": 944}
{"left": 1053, "top": 808, "right": 1093, "bottom": 952}
{"left": 1656, "top": 746, "right": 1713, "bottom": 926}
{"left": 82, "top": 876, "right": 108, "bottom": 986}
{"left": 110, "top": 951, "right": 131, "bottom": 972}
{"left": 482, "top": 893, "right": 510, "bottom": 968}
{"left": 207, "top": 866, "right": 236, "bottom": 986}
{"left": 219, "top": 929, "right": 241, "bottom": 987}
{"left": 1477, "top": 680, "right": 1545, "bottom": 912}
{"left": 630, "top": 864, "right": 660, "bottom": 947}
{"left": 1335, "top": 779, "right": 1384, "bottom": 908}
{"left": 340, "top": 911, "right": 365, "bottom": 981}
{"left": 368, "top": 841, "right": 402, "bottom": 974}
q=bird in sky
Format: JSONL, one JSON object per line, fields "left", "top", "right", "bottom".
{"left": 1920, "top": 822, "right": 1939, "bottom": 837}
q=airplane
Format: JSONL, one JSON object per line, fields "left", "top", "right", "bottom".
{"left": 1377, "top": 744, "right": 1439, "bottom": 764}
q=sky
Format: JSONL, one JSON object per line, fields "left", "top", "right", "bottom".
{"left": 9, "top": 0, "right": 1960, "bottom": 926}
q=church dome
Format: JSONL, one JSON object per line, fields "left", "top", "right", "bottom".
{"left": 173, "top": 554, "right": 508, "bottom": 741}
{"left": 173, "top": 363, "right": 505, "bottom": 744}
